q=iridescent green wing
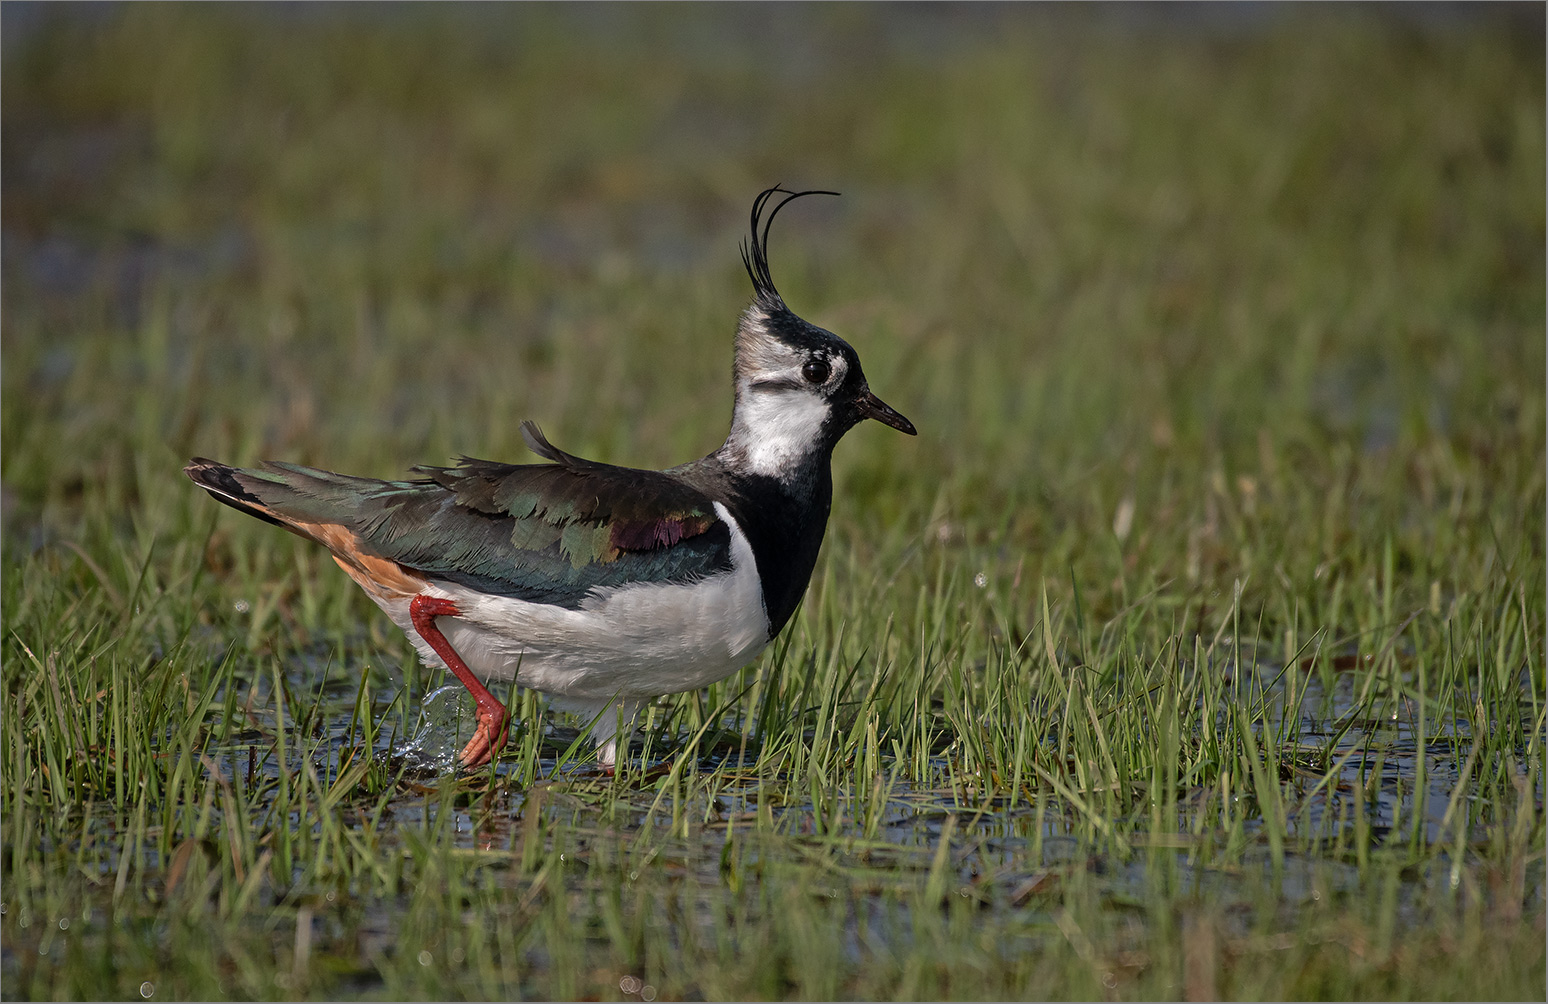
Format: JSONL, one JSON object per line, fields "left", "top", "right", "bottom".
{"left": 204, "top": 450, "right": 731, "bottom": 609}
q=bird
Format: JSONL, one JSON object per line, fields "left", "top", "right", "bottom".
{"left": 185, "top": 186, "right": 916, "bottom": 771}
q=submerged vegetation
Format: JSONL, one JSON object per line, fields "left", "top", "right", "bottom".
{"left": 3, "top": 5, "right": 1543, "bottom": 999}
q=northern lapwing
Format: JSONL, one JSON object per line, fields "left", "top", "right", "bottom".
{"left": 186, "top": 187, "right": 916, "bottom": 770}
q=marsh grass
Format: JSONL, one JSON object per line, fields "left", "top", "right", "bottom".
{"left": 3, "top": 5, "right": 1544, "bottom": 1000}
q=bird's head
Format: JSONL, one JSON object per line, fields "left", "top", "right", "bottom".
{"left": 724, "top": 187, "right": 915, "bottom": 481}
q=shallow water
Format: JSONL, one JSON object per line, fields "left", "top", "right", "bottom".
{"left": 184, "top": 642, "right": 1541, "bottom": 911}
{"left": 10, "top": 639, "right": 1540, "bottom": 1000}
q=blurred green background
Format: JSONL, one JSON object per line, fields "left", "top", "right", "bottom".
{"left": 6, "top": 6, "right": 1541, "bottom": 594}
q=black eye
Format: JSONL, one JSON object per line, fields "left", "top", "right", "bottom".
{"left": 802, "top": 358, "right": 831, "bottom": 385}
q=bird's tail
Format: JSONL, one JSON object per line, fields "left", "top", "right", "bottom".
{"left": 185, "top": 457, "right": 431, "bottom": 600}
{"left": 184, "top": 457, "right": 394, "bottom": 537}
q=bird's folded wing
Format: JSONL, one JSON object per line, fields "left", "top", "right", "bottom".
{"left": 233, "top": 457, "right": 734, "bottom": 609}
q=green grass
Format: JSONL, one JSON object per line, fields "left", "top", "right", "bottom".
{"left": 3, "top": 5, "right": 1544, "bottom": 1000}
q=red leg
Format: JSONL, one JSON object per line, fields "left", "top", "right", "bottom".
{"left": 409, "top": 595, "right": 509, "bottom": 767}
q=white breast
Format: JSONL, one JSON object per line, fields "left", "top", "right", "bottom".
{"left": 373, "top": 502, "right": 772, "bottom": 701}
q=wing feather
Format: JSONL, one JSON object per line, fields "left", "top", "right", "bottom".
{"left": 188, "top": 453, "right": 734, "bottom": 609}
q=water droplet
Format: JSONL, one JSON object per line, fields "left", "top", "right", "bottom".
{"left": 641, "top": 986, "right": 657, "bottom": 1001}
{"left": 58, "top": 917, "right": 68, "bottom": 930}
{"left": 974, "top": 572, "right": 987, "bottom": 588}
{"left": 140, "top": 981, "right": 154, "bottom": 998}
{"left": 620, "top": 975, "right": 642, "bottom": 994}
{"left": 418, "top": 950, "right": 432, "bottom": 967}
{"left": 233, "top": 599, "right": 250, "bottom": 614}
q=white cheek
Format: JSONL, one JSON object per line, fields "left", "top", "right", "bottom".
{"left": 737, "top": 390, "right": 831, "bottom": 476}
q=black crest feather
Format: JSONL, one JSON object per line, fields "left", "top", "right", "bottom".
{"left": 740, "top": 185, "right": 839, "bottom": 309}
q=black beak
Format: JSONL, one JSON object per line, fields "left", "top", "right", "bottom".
{"left": 856, "top": 388, "right": 917, "bottom": 435}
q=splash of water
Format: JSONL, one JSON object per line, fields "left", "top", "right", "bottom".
{"left": 395, "top": 685, "right": 475, "bottom": 772}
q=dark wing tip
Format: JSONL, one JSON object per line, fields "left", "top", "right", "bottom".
{"left": 185, "top": 457, "right": 246, "bottom": 496}
{"left": 184, "top": 457, "right": 287, "bottom": 528}
{"left": 741, "top": 185, "right": 840, "bottom": 310}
